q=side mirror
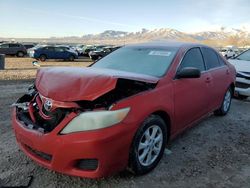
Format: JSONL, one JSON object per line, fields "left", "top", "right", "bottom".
{"left": 176, "top": 67, "right": 201, "bottom": 79}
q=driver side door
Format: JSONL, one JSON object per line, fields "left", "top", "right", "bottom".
{"left": 173, "top": 47, "right": 212, "bottom": 131}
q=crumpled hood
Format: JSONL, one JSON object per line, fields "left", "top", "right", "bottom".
{"left": 35, "top": 67, "right": 159, "bottom": 102}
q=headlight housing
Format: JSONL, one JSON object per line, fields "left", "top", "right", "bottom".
{"left": 60, "top": 107, "right": 130, "bottom": 134}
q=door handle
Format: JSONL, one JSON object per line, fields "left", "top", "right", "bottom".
{"left": 226, "top": 69, "right": 230, "bottom": 75}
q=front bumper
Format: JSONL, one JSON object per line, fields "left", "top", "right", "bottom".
{"left": 12, "top": 108, "right": 133, "bottom": 178}
{"left": 235, "top": 77, "right": 250, "bottom": 97}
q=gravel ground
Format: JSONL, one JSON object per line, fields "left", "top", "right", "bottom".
{"left": 0, "top": 79, "right": 249, "bottom": 188}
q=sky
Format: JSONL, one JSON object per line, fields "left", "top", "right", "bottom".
{"left": 0, "top": 0, "right": 249, "bottom": 38}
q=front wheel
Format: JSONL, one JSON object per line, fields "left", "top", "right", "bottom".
{"left": 214, "top": 87, "right": 232, "bottom": 116}
{"left": 39, "top": 55, "right": 47, "bottom": 62}
{"left": 69, "top": 55, "right": 75, "bottom": 61}
{"left": 129, "top": 115, "right": 167, "bottom": 175}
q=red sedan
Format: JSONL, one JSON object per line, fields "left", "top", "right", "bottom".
{"left": 12, "top": 42, "right": 236, "bottom": 178}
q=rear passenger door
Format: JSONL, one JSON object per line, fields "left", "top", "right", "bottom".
{"left": 54, "top": 47, "right": 66, "bottom": 59}
{"left": 201, "top": 47, "right": 230, "bottom": 110}
{"left": 9, "top": 43, "right": 20, "bottom": 55}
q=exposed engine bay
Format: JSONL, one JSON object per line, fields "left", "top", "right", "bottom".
{"left": 14, "top": 79, "right": 156, "bottom": 133}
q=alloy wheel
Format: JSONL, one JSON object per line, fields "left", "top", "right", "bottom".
{"left": 223, "top": 89, "right": 231, "bottom": 112}
{"left": 138, "top": 125, "right": 163, "bottom": 166}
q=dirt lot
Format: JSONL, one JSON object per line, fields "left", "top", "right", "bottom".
{"left": 0, "top": 57, "right": 92, "bottom": 80}
{"left": 0, "top": 58, "right": 250, "bottom": 188}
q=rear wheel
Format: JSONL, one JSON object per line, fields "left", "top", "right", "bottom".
{"left": 129, "top": 115, "right": 167, "bottom": 175}
{"left": 16, "top": 51, "right": 24, "bottom": 57}
{"left": 39, "top": 55, "right": 46, "bottom": 62}
{"left": 214, "top": 87, "right": 232, "bottom": 116}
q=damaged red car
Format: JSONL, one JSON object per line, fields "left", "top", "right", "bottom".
{"left": 12, "top": 42, "right": 236, "bottom": 178}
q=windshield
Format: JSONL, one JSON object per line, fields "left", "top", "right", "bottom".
{"left": 92, "top": 46, "right": 178, "bottom": 77}
{"left": 236, "top": 49, "right": 250, "bottom": 61}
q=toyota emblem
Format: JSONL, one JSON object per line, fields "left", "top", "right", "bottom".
{"left": 44, "top": 99, "right": 52, "bottom": 111}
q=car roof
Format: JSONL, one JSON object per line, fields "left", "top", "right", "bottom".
{"left": 126, "top": 41, "right": 210, "bottom": 49}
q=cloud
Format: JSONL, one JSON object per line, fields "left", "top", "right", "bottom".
{"left": 22, "top": 8, "right": 137, "bottom": 28}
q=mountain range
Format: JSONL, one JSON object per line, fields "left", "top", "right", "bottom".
{"left": 1, "top": 27, "right": 250, "bottom": 47}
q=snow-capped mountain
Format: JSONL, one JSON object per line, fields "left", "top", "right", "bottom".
{"left": 1, "top": 27, "right": 249, "bottom": 45}
{"left": 78, "top": 27, "right": 250, "bottom": 42}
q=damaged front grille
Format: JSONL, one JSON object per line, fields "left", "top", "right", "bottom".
{"left": 14, "top": 78, "right": 157, "bottom": 133}
{"left": 14, "top": 86, "right": 67, "bottom": 133}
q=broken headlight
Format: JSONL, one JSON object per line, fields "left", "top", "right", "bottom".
{"left": 60, "top": 107, "right": 130, "bottom": 134}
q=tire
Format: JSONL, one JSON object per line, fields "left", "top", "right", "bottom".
{"left": 16, "top": 51, "right": 24, "bottom": 57}
{"left": 69, "top": 55, "right": 74, "bottom": 61}
{"left": 129, "top": 115, "right": 167, "bottom": 175}
{"left": 237, "top": 94, "right": 248, "bottom": 100}
{"left": 214, "top": 87, "right": 232, "bottom": 116}
{"left": 39, "top": 55, "right": 46, "bottom": 62}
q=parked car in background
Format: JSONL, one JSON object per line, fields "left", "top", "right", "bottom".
{"left": 219, "top": 48, "right": 236, "bottom": 59}
{"left": 57, "top": 45, "right": 79, "bottom": 55}
{"left": 28, "top": 45, "right": 78, "bottom": 61}
{"left": 0, "top": 43, "right": 27, "bottom": 57}
{"left": 27, "top": 44, "right": 47, "bottom": 55}
{"left": 228, "top": 49, "right": 250, "bottom": 99}
{"left": 89, "top": 46, "right": 121, "bottom": 61}
{"left": 75, "top": 44, "right": 85, "bottom": 55}
{"left": 12, "top": 42, "right": 235, "bottom": 178}
{"left": 82, "top": 45, "right": 97, "bottom": 56}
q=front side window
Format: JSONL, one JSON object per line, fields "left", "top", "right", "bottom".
{"left": 178, "top": 48, "right": 205, "bottom": 71}
{"left": 61, "top": 47, "right": 69, "bottom": 51}
{"left": 202, "top": 47, "right": 221, "bottom": 69}
{"left": 235, "top": 50, "right": 250, "bottom": 61}
{"left": 55, "top": 47, "right": 64, "bottom": 52}
{"left": 92, "top": 46, "right": 178, "bottom": 77}
{"left": 44, "top": 47, "right": 54, "bottom": 51}
{"left": 217, "top": 54, "right": 226, "bottom": 66}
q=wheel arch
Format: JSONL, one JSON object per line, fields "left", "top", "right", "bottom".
{"left": 16, "top": 51, "right": 25, "bottom": 56}
{"left": 151, "top": 110, "right": 171, "bottom": 143}
{"left": 229, "top": 82, "right": 235, "bottom": 94}
{"left": 39, "top": 54, "right": 47, "bottom": 58}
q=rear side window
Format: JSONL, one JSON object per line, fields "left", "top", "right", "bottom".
{"left": 178, "top": 48, "right": 205, "bottom": 71}
{"left": 0, "top": 44, "right": 9, "bottom": 48}
{"left": 202, "top": 47, "right": 221, "bottom": 69}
